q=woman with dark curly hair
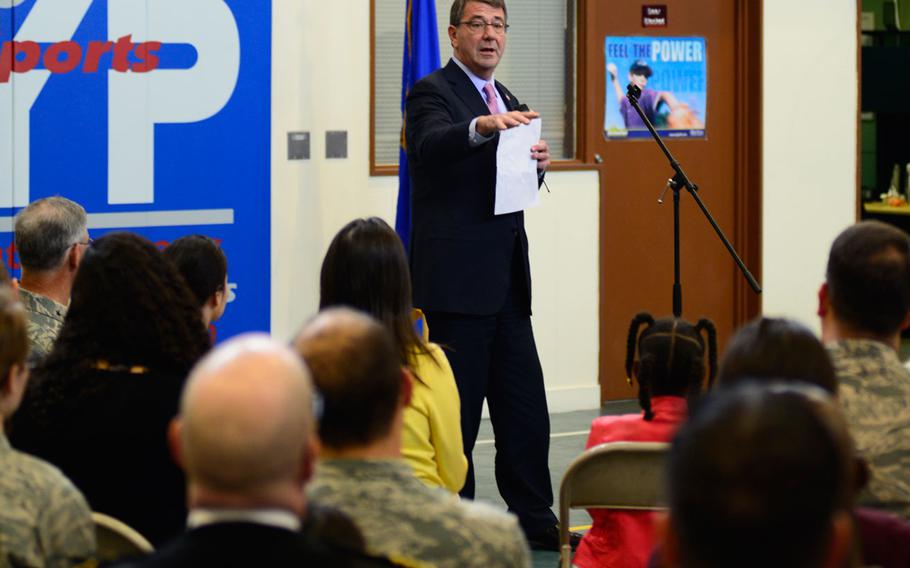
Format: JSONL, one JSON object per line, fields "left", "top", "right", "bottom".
{"left": 11, "top": 232, "right": 210, "bottom": 546}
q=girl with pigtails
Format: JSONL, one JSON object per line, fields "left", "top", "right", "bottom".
{"left": 572, "top": 312, "right": 717, "bottom": 568}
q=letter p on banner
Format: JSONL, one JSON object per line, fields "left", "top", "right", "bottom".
{"left": 108, "top": 0, "right": 240, "bottom": 205}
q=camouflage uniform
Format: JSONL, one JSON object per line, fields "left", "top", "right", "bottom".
{"left": 829, "top": 339, "right": 910, "bottom": 519}
{"left": 308, "top": 459, "right": 531, "bottom": 568}
{"left": 0, "top": 432, "right": 95, "bottom": 567}
{"left": 18, "top": 288, "right": 67, "bottom": 368}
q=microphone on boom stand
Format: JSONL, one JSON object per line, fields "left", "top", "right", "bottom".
{"left": 624, "top": 82, "right": 761, "bottom": 318}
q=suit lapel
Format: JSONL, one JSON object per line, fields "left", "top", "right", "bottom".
{"left": 495, "top": 81, "right": 518, "bottom": 112}
{"left": 443, "top": 59, "right": 494, "bottom": 118}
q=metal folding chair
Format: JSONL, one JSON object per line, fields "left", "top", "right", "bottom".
{"left": 558, "top": 441, "right": 670, "bottom": 568}
{"left": 92, "top": 512, "right": 154, "bottom": 563}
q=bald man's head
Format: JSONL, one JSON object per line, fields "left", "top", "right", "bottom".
{"left": 293, "top": 308, "right": 403, "bottom": 450}
{"left": 176, "top": 334, "right": 316, "bottom": 499}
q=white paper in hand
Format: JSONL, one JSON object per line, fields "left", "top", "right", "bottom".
{"left": 494, "top": 118, "right": 542, "bottom": 215}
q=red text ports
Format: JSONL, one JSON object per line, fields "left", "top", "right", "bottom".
{"left": 0, "top": 35, "right": 161, "bottom": 83}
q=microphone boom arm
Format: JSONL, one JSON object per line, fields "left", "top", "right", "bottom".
{"left": 625, "top": 83, "right": 761, "bottom": 318}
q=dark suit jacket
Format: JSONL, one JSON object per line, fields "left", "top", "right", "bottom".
{"left": 405, "top": 59, "right": 533, "bottom": 315}
{"left": 111, "top": 522, "right": 399, "bottom": 568}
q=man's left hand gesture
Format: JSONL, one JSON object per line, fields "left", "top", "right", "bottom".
{"left": 532, "top": 139, "right": 550, "bottom": 171}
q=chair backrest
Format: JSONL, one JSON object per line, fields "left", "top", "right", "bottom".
{"left": 92, "top": 512, "right": 154, "bottom": 563}
{"left": 558, "top": 441, "right": 670, "bottom": 567}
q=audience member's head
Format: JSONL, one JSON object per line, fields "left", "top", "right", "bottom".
{"left": 293, "top": 308, "right": 409, "bottom": 453}
{"left": 820, "top": 220, "right": 910, "bottom": 343}
{"left": 663, "top": 383, "right": 853, "bottom": 568}
{"left": 172, "top": 334, "right": 317, "bottom": 512}
{"left": 14, "top": 197, "right": 88, "bottom": 287}
{"left": 0, "top": 286, "right": 29, "bottom": 420}
{"left": 41, "top": 232, "right": 209, "bottom": 376}
{"left": 625, "top": 312, "right": 717, "bottom": 421}
{"left": 164, "top": 235, "right": 229, "bottom": 328}
{"left": 320, "top": 217, "right": 427, "bottom": 367}
{"left": 718, "top": 317, "right": 837, "bottom": 394}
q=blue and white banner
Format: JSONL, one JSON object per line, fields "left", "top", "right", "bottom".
{"left": 604, "top": 36, "right": 707, "bottom": 140}
{"left": 0, "top": 0, "right": 271, "bottom": 340}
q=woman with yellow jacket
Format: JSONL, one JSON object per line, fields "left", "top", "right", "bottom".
{"left": 319, "top": 217, "right": 468, "bottom": 493}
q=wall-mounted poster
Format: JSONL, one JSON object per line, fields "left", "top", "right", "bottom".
{"left": 604, "top": 36, "right": 707, "bottom": 140}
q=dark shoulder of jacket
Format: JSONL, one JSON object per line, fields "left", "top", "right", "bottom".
{"left": 301, "top": 501, "right": 366, "bottom": 553}
{"left": 299, "top": 503, "right": 405, "bottom": 567}
{"left": 406, "top": 70, "right": 445, "bottom": 106}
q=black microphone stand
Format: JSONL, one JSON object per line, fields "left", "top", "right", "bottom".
{"left": 625, "top": 83, "right": 761, "bottom": 317}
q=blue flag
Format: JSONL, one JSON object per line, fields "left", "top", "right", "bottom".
{"left": 395, "top": 0, "right": 440, "bottom": 248}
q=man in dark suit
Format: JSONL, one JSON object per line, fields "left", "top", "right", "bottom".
{"left": 113, "top": 335, "right": 394, "bottom": 568}
{"left": 406, "top": 0, "right": 570, "bottom": 550}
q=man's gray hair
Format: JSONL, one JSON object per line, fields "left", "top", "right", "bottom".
{"left": 14, "top": 197, "right": 88, "bottom": 271}
{"left": 450, "top": 0, "right": 507, "bottom": 26}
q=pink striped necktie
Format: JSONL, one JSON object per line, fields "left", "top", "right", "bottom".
{"left": 483, "top": 82, "right": 500, "bottom": 114}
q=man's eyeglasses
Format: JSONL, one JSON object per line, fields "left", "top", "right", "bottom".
{"left": 73, "top": 238, "right": 93, "bottom": 248}
{"left": 458, "top": 19, "right": 509, "bottom": 35}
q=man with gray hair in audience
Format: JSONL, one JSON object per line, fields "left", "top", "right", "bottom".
{"left": 294, "top": 308, "right": 530, "bottom": 568}
{"left": 115, "top": 333, "right": 396, "bottom": 567}
{"left": 14, "top": 196, "right": 89, "bottom": 366}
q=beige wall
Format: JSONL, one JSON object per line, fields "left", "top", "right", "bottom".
{"left": 762, "top": 0, "right": 858, "bottom": 329}
{"left": 271, "top": 0, "right": 858, "bottom": 411}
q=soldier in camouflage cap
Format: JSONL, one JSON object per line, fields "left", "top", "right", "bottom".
{"left": 818, "top": 220, "right": 910, "bottom": 519}
{"left": 0, "top": 284, "right": 95, "bottom": 566}
{"left": 14, "top": 196, "right": 89, "bottom": 367}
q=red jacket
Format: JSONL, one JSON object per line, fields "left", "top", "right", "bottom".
{"left": 572, "top": 396, "right": 687, "bottom": 568}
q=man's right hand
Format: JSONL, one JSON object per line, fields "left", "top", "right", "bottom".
{"left": 475, "top": 110, "right": 539, "bottom": 137}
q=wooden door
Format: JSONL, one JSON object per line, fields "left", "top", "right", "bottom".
{"left": 577, "top": 1, "right": 762, "bottom": 400}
